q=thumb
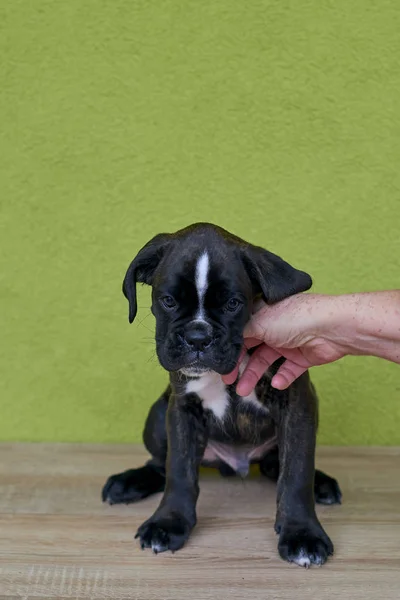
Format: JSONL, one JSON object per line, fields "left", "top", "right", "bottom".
{"left": 243, "top": 305, "right": 273, "bottom": 341}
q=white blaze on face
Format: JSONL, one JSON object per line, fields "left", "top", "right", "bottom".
{"left": 195, "top": 252, "right": 209, "bottom": 320}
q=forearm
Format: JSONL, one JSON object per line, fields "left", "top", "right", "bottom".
{"left": 317, "top": 291, "right": 400, "bottom": 364}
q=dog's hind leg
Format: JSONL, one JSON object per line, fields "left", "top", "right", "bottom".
{"left": 102, "top": 388, "right": 169, "bottom": 505}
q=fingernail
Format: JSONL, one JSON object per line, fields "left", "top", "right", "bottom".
{"left": 236, "top": 382, "right": 249, "bottom": 396}
{"left": 271, "top": 376, "right": 285, "bottom": 390}
{"left": 271, "top": 377, "right": 279, "bottom": 389}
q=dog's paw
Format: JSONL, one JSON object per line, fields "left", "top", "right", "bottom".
{"left": 314, "top": 470, "right": 342, "bottom": 505}
{"left": 278, "top": 523, "right": 334, "bottom": 568}
{"left": 102, "top": 465, "right": 165, "bottom": 505}
{"left": 135, "top": 512, "right": 192, "bottom": 554}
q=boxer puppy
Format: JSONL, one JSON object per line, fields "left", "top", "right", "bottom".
{"left": 102, "top": 223, "right": 341, "bottom": 567}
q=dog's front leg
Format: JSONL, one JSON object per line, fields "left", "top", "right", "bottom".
{"left": 136, "top": 393, "right": 207, "bottom": 553}
{"left": 274, "top": 379, "right": 334, "bottom": 567}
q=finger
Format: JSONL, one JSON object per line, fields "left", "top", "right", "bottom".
{"left": 221, "top": 338, "right": 274, "bottom": 386}
{"left": 236, "top": 345, "right": 282, "bottom": 396}
{"left": 221, "top": 347, "right": 247, "bottom": 385}
{"left": 243, "top": 307, "right": 272, "bottom": 339}
{"left": 221, "top": 364, "right": 239, "bottom": 385}
{"left": 271, "top": 361, "right": 308, "bottom": 390}
{"left": 221, "top": 341, "right": 261, "bottom": 385}
{"left": 243, "top": 320, "right": 265, "bottom": 340}
{"left": 243, "top": 337, "right": 263, "bottom": 350}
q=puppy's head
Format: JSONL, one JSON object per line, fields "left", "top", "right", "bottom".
{"left": 123, "top": 223, "right": 311, "bottom": 375}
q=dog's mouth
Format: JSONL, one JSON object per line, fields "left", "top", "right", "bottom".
{"left": 179, "top": 365, "right": 211, "bottom": 377}
{"left": 158, "top": 342, "right": 242, "bottom": 376}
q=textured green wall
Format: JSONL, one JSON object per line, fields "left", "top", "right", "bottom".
{"left": 1, "top": 1, "right": 399, "bottom": 445}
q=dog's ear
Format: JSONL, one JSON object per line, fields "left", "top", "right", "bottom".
{"left": 241, "top": 244, "right": 312, "bottom": 303}
{"left": 122, "top": 234, "right": 171, "bottom": 323}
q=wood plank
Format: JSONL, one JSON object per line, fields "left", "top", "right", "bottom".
{"left": 0, "top": 444, "right": 399, "bottom": 599}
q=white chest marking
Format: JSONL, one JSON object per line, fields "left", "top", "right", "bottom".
{"left": 186, "top": 372, "right": 229, "bottom": 420}
{"left": 195, "top": 252, "right": 209, "bottom": 320}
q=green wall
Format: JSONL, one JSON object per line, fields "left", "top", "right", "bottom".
{"left": 1, "top": 1, "right": 399, "bottom": 445}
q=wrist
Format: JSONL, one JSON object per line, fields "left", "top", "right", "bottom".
{"left": 314, "top": 292, "right": 400, "bottom": 362}
{"left": 306, "top": 294, "right": 355, "bottom": 355}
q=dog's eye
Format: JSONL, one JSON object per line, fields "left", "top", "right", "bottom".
{"left": 160, "top": 295, "right": 177, "bottom": 310}
{"left": 226, "top": 298, "right": 241, "bottom": 312}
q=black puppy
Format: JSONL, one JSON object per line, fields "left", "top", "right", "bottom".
{"left": 102, "top": 223, "right": 341, "bottom": 567}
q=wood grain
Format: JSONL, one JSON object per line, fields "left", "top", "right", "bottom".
{"left": 0, "top": 444, "right": 399, "bottom": 599}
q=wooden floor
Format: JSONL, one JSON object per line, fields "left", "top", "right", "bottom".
{"left": 1, "top": 445, "right": 400, "bottom": 600}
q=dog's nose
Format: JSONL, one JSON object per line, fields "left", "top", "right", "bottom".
{"left": 184, "top": 323, "right": 213, "bottom": 351}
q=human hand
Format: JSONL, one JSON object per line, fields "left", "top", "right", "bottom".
{"left": 222, "top": 295, "right": 348, "bottom": 394}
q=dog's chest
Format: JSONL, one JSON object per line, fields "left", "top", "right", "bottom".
{"left": 185, "top": 372, "right": 269, "bottom": 421}
{"left": 184, "top": 371, "right": 276, "bottom": 477}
